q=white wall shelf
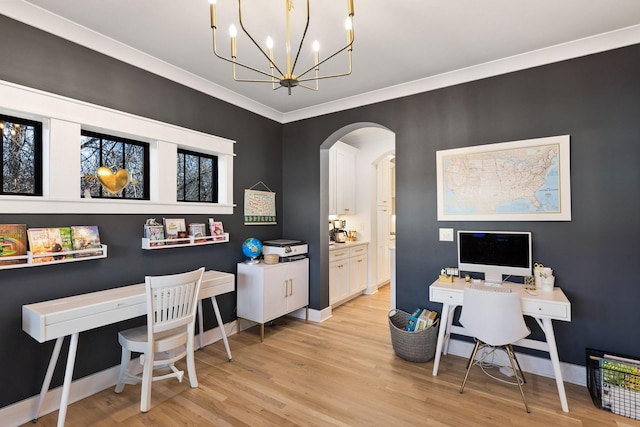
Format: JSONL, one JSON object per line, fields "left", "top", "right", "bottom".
{"left": 141, "top": 234, "right": 230, "bottom": 250}
{"left": 0, "top": 245, "right": 108, "bottom": 270}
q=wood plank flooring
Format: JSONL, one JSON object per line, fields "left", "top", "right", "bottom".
{"left": 25, "top": 285, "right": 640, "bottom": 426}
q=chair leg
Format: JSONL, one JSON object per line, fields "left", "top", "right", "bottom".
{"left": 506, "top": 345, "right": 530, "bottom": 413}
{"left": 186, "top": 337, "right": 198, "bottom": 388}
{"left": 460, "top": 340, "right": 482, "bottom": 393}
{"left": 509, "top": 345, "right": 526, "bottom": 384}
{"left": 114, "top": 347, "right": 131, "bottom": 394}
{"left": 140, "top": 351, "right": 154, "bottom": 413}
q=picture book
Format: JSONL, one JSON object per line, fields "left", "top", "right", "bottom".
{"left": 0, "top": 224, "right": 27, "bottom": 266}
{"left": 163, "top": 218, "right": 186, "bottom": 242}
{"left": 416, "top": 310, "right": 437, "bottom": 331}
{"left": 189, "top": 223, "right": 207, "bottom": 241}
{"left": 144, "top": 224, "right": 165, "bottom": 247}
{"left": 405, "top": 308, "right": 423, "bottom": 332}
{"left": 208, "top": 219, "right": 225, "bottom": 241}
{"left": 27, "top": 227, "right": 74, "bottom": 263}
{"left": 70, "top": 225, "right": 102, "bottom": 256}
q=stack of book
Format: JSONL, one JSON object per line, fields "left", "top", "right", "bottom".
{"left": 405, "top": 308, "right": 437, "bottom": 332}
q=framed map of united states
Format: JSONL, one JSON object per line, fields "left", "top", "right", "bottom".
{"left": 436, "top": 135, "right": 571, "bottom": 221}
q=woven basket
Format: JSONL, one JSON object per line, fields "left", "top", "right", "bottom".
{"left": 388, "top": 309, "right": 439, "bottom": 363}
{"left": 263, "top": 254, "right": 279, "bottom": 264}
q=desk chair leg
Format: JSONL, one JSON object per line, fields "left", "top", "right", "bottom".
{"left": 460, "top": 339, "right": 482, "bottom": 393}
{"left": 506, "top": 345, "right": 530, "bottom": 413}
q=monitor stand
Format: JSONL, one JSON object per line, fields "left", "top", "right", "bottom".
{"left": 484, "top": 272, "right": 503, "bottom": 285}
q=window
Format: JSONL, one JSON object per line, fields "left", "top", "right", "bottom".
{"left": 177, "top": 149, "right": 218, "bottom": 203}
{"left": 1, "top": 114, "right": 43, "bottom": 196}
{"left": 80, "top": 130, "right": 149, "bottom": 199}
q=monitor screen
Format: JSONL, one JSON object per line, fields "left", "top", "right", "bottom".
{"left": 457, "top": 230, "right": 532, "bottom": 284}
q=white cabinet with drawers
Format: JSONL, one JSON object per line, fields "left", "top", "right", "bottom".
{"left": 329, "top": 243, "right": 369, "bottom": 306}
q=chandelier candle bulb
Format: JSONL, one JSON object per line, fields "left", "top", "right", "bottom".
{"left": 209, "top": 0, "right": 216, "bottom": 28}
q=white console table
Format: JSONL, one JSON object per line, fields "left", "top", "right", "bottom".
{"left": 22, "top": 270, "right": 234, "bottom": 427}
{"left": 429, "top": 278, "right": 571, "bottom": 412}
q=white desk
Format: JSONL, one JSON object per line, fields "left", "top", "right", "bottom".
{"left": 22, "top": 270, "right": 234, "bottom": 427}
{"left": 429, "top": 278, "right": 571, "bottom": 412}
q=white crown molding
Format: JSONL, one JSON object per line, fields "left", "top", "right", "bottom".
{"left": 282, "top": 24, "right": 640, "bottom": 123}
{"left": 3, "top": 1, "right": 640, "bottom": 124}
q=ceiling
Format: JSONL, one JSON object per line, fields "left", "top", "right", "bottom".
{"left": 2, "top": 0, "right": 640, "bottom": 123}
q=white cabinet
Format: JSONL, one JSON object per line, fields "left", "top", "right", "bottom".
{"left": 237, "top": 258, "right": 309, "bottom": 341}
{"left": 376, "top": 157, "right": 391, "bottom": 207}
{"left": 329, "top": 243, "right": 369, "bottom": 306}
{"left": 329, "top": 141, "right": 358, "bottom": 215}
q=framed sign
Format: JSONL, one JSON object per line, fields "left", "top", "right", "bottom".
{"left": 244, "top": 189, "right": 276, "bottom": 225}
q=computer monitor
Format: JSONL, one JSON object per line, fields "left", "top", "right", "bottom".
{"left": 457, "top": 230, "right": 532, "bottom": 284}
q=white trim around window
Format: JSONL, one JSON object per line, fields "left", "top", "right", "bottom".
{"left": 0, "top": 80, "right": 235, "bottom": 214}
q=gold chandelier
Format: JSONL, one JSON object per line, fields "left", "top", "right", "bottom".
{"left": 208, "top": 0, "right": 354, "bottom": 95}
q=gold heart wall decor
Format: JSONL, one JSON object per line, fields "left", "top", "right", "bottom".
{"left": 96, "top": 166, "right": 131, "bottom": 194}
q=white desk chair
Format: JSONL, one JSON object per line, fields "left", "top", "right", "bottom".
{"left": 114, "top": 267, "right": 205, "bottom": 412}
{"left": 458, "top": 287, "right": 531, "bottom": 413}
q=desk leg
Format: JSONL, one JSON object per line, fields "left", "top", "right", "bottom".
{"left": 541, "top": 318, "right": 569, "bottom": 412}
{"left": 210, "top": 296, "right": 232, "bottom": 361}
{"left": 33, "top": 337, "right": 64, "bottom": 421}
{"left": 432, "top": 303, "right": 453, "bottom": 376}
{"left": 57, "top": 332, "right": 79, "bottom": 427}
{"left": 197, "top": 300, "right": 204, "bottom": 349}
{"left": 443, "top": 306, "right": 456, "bottom": 355}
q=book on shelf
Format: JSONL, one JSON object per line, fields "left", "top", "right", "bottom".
{"left": 27, "top": 227, "right": 75, "bottom": 263}
{"left": 0, "top": 224, "right": 27, "bottom": 265}
{"left": 163, "top": 218, "right": 186, "bottom": 243}
{"left": 189, "top": 223, "right": 207, "bottom": 241}
{"left": 208, "top": 218, "right": 225, "bottom": 241}
{"left": 70, "top": 225, "right": 102, "bottom": 256}
{"left": 144, "top": 224, "right": 165, "bottom": 247}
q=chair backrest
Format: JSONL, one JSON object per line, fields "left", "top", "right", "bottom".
{"left": 459, "top": 287, "right": 530, "bottom": 347}
{"left": 145, "top": 267, "right": 205, "bottom": 335}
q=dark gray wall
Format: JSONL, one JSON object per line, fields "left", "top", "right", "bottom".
{"left": 283, "top": 45, "right": 640, "bottom": 368}
{"left": 0, "top": 16, "right": 283, "bottom": 408}
{"left": 2, "top": 12, "right": 640, "bottom": 411}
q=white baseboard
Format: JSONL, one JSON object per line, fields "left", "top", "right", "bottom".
{"left": 0, "top": 322, "right": 238, "bottom": 427}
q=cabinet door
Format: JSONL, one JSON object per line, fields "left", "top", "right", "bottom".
{"left": 349, "top": 253, "right": 368, "bottom": 294}
{"left": 286, "top": 258, "right": 309, "bottom": 311}
{"left": 336, "top": 147, "right": 356, "bottom": 214}
{"left": 329, "top": 259, "right": 350, "bottom": 305}
{"left": 376, "top": 158, "right": 391, "bottom": 207}
{"left": 262, "top": 265, "right": 289, "bottom": 322}
{"left": 328, "top": 147, "right": 337, "bottom": 215}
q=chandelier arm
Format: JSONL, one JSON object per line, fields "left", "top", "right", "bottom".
{"left": 290, "top": 0, "right": 311, "bottom": 77}
{"left": 296, "top": 35, "right": 354, "bottom": 80}
{"left": 237, "top": 0, "right": 287, "bottom": 79}
{"left": 212, "top": 30, "right": 285, "bottom": 81}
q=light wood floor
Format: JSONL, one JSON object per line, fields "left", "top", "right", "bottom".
{"left": 26, "top": 285, "right": 639, "bottom": 427}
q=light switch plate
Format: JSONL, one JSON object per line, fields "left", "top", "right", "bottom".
{"left": 439, "top": 228, "right": 454, "bottom": 242}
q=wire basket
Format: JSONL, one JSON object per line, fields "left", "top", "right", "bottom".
{"left": 587, "top": 348, "right": 640, "bottom": 421}
{"left": 388, "top": 309, "right": 439, "bottom": 363}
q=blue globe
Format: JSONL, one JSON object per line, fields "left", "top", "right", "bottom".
{"left": 242, "top": 237, "right": 263, "bottom": 260}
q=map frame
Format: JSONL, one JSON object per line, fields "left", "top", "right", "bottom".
{"left": 436, "top": 135, "right": 571, "bottom": 221}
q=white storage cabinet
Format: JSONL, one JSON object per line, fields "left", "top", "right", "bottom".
{"left": 237, "top": 258, "right": 309, "bottom": 341}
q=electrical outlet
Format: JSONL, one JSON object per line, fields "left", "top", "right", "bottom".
{"left": 439, "top": 228, "right": 454, "bottom": 242}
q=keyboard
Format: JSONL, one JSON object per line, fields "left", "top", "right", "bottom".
{"left": 468, "top": 282, "right": 512, "bottom": 293}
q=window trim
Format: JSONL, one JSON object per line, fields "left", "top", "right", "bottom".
{"left": 0, "top": 80, "right": 235, "bottom": 214}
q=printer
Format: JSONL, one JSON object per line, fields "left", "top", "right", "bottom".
{"left": 262, "top": 239, "right": 308, "bottom": 262}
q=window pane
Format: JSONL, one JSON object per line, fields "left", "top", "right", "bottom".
{"left": 1, "top": 116, "right": 41, "bottom": 196}
{"left": 177, "top": 149, "right": 218, "bottom": 203}
{"left": 80, "top": 131, "right": 148, "bottom": 200}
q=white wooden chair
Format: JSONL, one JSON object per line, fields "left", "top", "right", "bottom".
{"left": 458, "top": 287, "right": 532, "bottom": 413}
{"left": 114, "top": 267, "right": 205, "bottom": 412}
